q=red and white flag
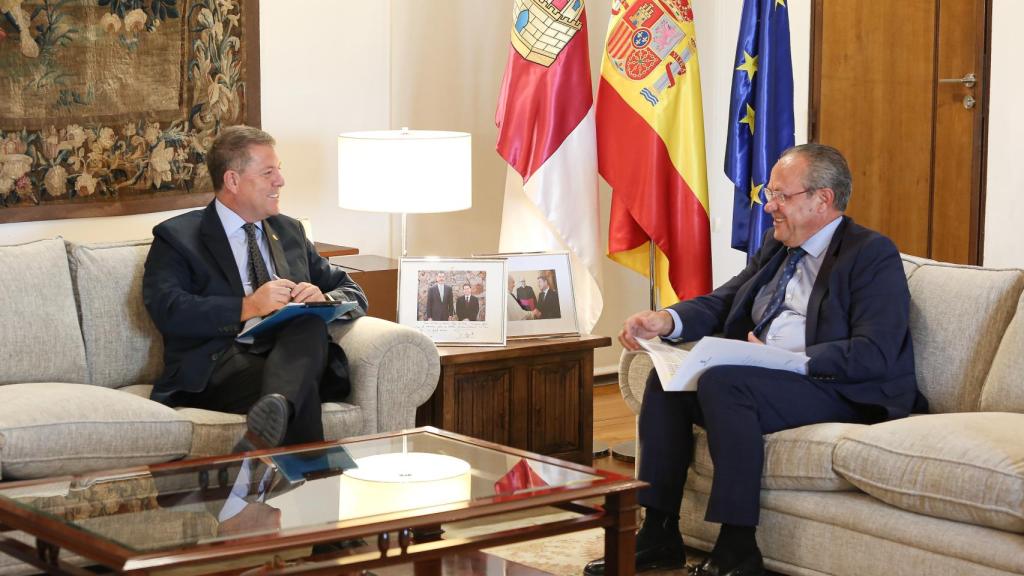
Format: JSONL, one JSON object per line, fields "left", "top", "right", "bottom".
{"left": 495, "top": 0, "right": 603, "bottom": 333}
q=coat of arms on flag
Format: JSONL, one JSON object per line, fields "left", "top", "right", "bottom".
{"left": 510, "top": 0, "right": 585, "bottom": 66}
{"left": 604, "top": 0, "right": 695, "bottom": 106}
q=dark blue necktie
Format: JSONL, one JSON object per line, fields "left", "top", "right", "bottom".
{"left": 753, "top": 247, "right": 807, "bottom": 338}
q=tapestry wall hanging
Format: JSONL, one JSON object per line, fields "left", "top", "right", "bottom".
{"left": 0, "top": 0, "right": 259, "bottom": 223}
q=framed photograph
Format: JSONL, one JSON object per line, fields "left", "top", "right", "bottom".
{"left": 480, "top": 251, "right": 579, "bottom": 338}
{"left": 398, "top": 258, "right": 507, "bottom": 346}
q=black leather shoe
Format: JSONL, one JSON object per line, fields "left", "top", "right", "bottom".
{"left": 582, "top": 538, "right": 685, "bottom": 575}
{"left": 688, "top": 550, "right": 765, "bottom": 576}
{"left": 233, "top": 394, "right": 290, "bottom": 452}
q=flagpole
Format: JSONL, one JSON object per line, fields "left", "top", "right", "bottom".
{"left": 649, "top": 242, "right": 658, "bottom": 311}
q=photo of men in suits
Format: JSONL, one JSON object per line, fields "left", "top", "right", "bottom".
{"left": 455, "top": 283, "right": 480, "bottom": 321}
{"left": 534, "top": 274, "right": 561, "bottom": 319}
{"left": 424, "top": 271, "right": 454, "bottom": 321}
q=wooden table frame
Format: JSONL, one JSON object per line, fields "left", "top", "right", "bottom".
{"left": 0, "top": 428, "right": 643, "bottom": 576}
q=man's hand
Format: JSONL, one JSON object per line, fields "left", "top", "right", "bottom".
{"left": 290, "top": 282, "right": 326, "bottom": 303}
{"left": 747, "top": 331, "right": 764, "bottom": 345}
{"left": 241, "top": 278, "right": 297, "bottom": 321}
{"left": 618, "top": 310, "right": 675, "bottom": 351}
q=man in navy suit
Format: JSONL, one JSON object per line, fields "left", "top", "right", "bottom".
{"left": 455, "top": 283, "right": 480, "bottom": 321}
{"left": 425, "top": 272, "right": 455, "bottom": 321}
{"left": 585, "top": 144, "right": 926, "bottom": 576}
{"left": 143, "top": 126, "right": 367, "bottom": 452}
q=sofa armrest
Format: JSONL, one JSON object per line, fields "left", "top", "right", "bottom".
{"left": 618, "top": 341, "right": 698, "bottom": 415}
{"left": 618, "top": 350, "right": 652, "bottom": 415}
{"left": 329, "top": 316, "right": 439, "bottom": 435}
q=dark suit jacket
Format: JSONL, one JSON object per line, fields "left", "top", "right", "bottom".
{"left": 536, "top": 289, "right": 561, "bottom": 319}
{"left": 425, "top": 284, "right": 454, "bottom": 321}
{"left": 668, "top": 216, "right": 924, "bottom": 421}
{"left": 142, "top": 202, "right": 367, "bottom": 404}
{"left": 456, "top": 295, "right": 480, "bottom": 321}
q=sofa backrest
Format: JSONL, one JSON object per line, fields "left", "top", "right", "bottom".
{"left": 978, "top": 292, "right": 1024, "bottom": 413}
{"left": 67, "top": 240, "right": 163, "bottom": 389}
{"left": 0, "top": 238, "right": 88, "bottom": 385}
{"left": 902, "top": 258, "right": 1024, "bottom": 413}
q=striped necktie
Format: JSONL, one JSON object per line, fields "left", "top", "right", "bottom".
{"left": 753, "top": 247, "right": 807, "bottom": 338}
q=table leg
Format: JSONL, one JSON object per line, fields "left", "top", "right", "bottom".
{"left": 603, "top": 490, "right": 639, "bottom": 576}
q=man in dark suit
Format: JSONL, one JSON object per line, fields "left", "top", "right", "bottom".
{"left": 534, "top": 275, "right": 561, "bottom": 319}
{"left": 143, "top": 126, "right": 367, "bottom": 452}
{"left": 455, "top": 283, "right": 480, "bottom": 321}
{"left": 585, "top": 144, "right": 926, "bottom": 576}
{"left": 425, "top": 272, "right": 454, "bottom": 321}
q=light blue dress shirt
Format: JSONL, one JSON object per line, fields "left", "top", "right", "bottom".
{"left": 664, "top": 216, "right": 843, "bottom": 353}
{"left": 215, "top": 199, "right": 278, "bottom": 296}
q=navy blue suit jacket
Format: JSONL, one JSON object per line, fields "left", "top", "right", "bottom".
{"left": 668, "top": 216, "right": 924, "bottom": 421}
{"left": 142, "top": 202, "right": 367, "bottom": 403}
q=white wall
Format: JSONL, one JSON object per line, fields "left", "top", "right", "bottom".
{"left": 981, "top": 0, "right": 1024, "bottom": 267}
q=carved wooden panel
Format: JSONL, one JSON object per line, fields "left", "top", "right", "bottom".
{"left": 528, "top": 360, "right": 581, "bottom": 455}
{"left": 450, "top": 368, "right": 514, "bottom": 446}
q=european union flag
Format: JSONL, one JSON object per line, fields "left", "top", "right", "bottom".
{"left": 725, "top": 0, "right": 795, "bottom": 257}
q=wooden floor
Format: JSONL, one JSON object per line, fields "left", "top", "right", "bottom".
{"left": 590, "top": 378, "right": 637, "bottom": 477}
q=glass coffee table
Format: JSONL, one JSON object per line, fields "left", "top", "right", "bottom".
{"left": 0, "top": 427, "right": 644, "bottom": 575}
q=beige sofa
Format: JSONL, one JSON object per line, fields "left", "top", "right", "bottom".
{"left": 619, "top": 254, "right": 1024, "bottom": 575}
{"left": 0, "top": 237, "right": 439, "bottom": 478}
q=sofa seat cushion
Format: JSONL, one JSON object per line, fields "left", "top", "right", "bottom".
{"left": 693, "top": 422, "right": 865, "bottom": 491}
{"left": 0, "top": 238, "right": 88, "bottom": 385}
{"left": 0, "top": 383, "right": 192, "bottom": 480}
{"left": 834, "top": 412, "right": 1024, "bottom": 533}
{"left": 178, "top": 402, "right": 364, "bottom": 459}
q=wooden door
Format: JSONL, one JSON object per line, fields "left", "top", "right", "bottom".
{"left": 810, "top": 0, "right": 990, "bottom": 264}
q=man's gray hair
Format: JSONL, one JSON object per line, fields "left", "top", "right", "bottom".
{"left": 207, "top": 125, "right": 276, "bottom": 191}
{"left": 780, "top": 143, "right": 853, "bottom": 211}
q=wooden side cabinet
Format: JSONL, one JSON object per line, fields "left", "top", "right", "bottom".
{"left": 416, "top": 335, "right": 612, "bottom": 465}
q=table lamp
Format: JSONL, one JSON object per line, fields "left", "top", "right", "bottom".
{"left": 337, "top": 452, "right": 471, "bottom": 520}
{"left": 337, "top": 129, "right": 472, "bottom": 257}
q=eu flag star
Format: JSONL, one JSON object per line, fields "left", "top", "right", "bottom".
{"left": 739, "top": 103, "right": 756, "bottom": 135}
{"left": 736, "top": 51, "right": 758, "bottom": 82}
{"left": 749, "top": 181, "right": 764, "bottom": 207}
{"left": 776, "top": 0, "right": 786, "bottom": 7}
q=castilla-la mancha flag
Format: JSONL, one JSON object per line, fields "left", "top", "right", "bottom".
{"left": 496, "top": 0, "right": 603, "bottom": 334}
{"left": 598, "top": 0, "right": 711, "bottom": 307}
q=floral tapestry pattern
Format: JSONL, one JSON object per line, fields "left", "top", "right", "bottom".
{"left": 0, "top": 0, "right": 257, "bottom": 222}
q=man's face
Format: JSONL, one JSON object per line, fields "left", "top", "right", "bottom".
{"left": 764, "top": 155, "right": 828, "bottom": 248}
{"left": 436, "top": 273, "right": 445, "bottom": 285}
{"left": 223, "top": 144, "right": 284, "bottom": 223}
{"left": 508, "top": 277, "right": 515, "bottom": 291}
{"left": 538, "top": 277, "right": 548, "bottom": 291}
{"left": 462, "top": 285, "right": 471, "bottom": 297}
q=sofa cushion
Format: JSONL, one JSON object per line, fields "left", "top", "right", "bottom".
{"left": 68, "top": 240, "right": 163, "bottom": 389}
{"left": 693, "top": 422, "right": 864, "bottom": 491}
{"left": 907, "top": 263, "right": 1023, "bottom": 412}
{"left": 979, "top": 291, "right": 1024, "bottom": 413}
{"left": 0, "top": 238, "right": 88, "bottom": 385}
{"left": 833, "top": 413, "right": 1024, "bottom": 533}
{"left": 0, "top": 383, "right": 192, "bottom": 480}
{"left": 177, "top": 402, "right": 364, "bottom": 459}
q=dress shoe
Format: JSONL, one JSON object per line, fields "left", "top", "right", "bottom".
{"left": 582, "top": 535, "right": 685, "bottom": 575}
{"left": 688, "top": 549, "right": 764, "bottom": 576}
{"left": 233, "top": 394, "right": 290, "bottom": 452}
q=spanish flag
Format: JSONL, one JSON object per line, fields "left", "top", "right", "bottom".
{"left": 598, "top": 0, "right": 712, "bottom": 307}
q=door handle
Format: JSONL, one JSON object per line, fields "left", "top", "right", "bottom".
{"left": 938, "top": 73, "right": 976, "bottom": 88}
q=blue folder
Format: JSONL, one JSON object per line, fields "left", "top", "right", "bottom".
{"left": 238, "top": 301, "right": 358, "bottom": 339}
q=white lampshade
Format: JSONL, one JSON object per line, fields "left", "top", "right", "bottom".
{"left": 337, "top": 452, "right": 471, "bottom": 520}
{"left": 337, "top": 130, "right": 472, "bottom": 214}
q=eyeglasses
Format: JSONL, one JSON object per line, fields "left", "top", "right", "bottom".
{"left": 763, "top": 187, "right": 817, "bottom": 205}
